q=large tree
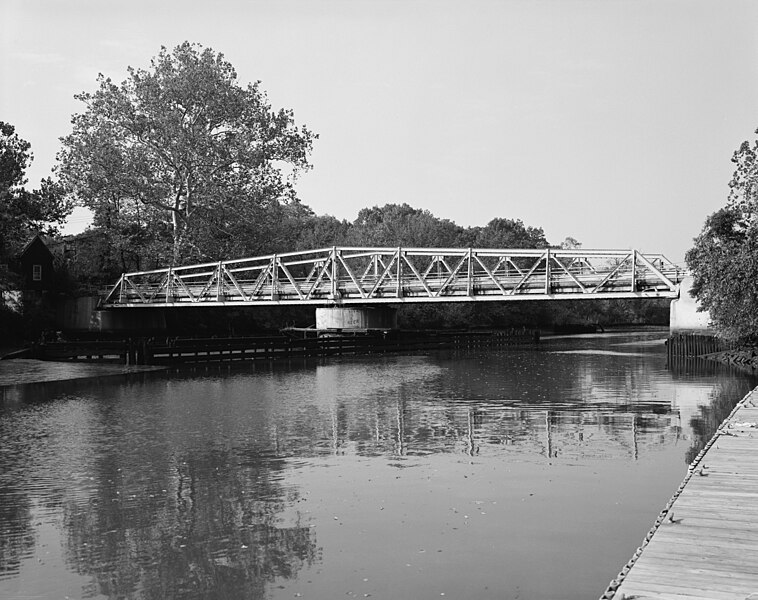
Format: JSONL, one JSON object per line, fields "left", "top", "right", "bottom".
{"left": 57, "top": 42, "right": 316, "bottom": 265}
{"left": 686, "top": 130, "right": 758, "bottom": 342}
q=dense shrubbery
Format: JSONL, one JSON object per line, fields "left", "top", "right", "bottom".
{"left": 687, "top": 130, "right": 758, "bottom": 343}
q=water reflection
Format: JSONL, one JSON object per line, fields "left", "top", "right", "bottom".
{"left": 61, "top": 448, "right": 317, "bottom": 600}
{"left": 1, "top": 377, "right": 318, "bottom": 600}
{"left": 1, "top": 333, "right": 756, "bottom": 600}
{"left": 287, "top": 340, "right": 684, "bottom": 463}
{"left": 664, "top": 354, "right": 757, "bottom": 463}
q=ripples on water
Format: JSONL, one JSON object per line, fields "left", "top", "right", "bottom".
{"left": 0, "top": 332, "right": 755, "bottom": 600}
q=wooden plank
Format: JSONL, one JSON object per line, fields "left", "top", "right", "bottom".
{"left": 660, "top": 515, "right": 758, "bottom": 531}
{"left": 682, "top": 471, "right": 758, "bottom": 482}
{"left": 626, "top": 564, "right": 758, "bottom": 588}
{"left": 644, "top": 532, "right": 758, "bottom": 553}
{"left": 619, "top": 566, "right": 758, "bottom": 596}
{"left": 619, "top": 578, "right": 755, "bottom": 599}
{"left": 638, "top": 545, "right": 758, "bottom": 571}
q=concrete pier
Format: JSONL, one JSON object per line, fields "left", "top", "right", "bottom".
{"left": 315, "top": 306, "right": 398, "bottom": 331}
{"left": 602, "top": 387, "right": 758, "bottom": 599}
{"left": 670, "top": 276, "right": 711, "bottom": 334}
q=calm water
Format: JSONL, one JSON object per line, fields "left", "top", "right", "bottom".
{"left": 0, "top": 332, "right": 755, "bottom": 600}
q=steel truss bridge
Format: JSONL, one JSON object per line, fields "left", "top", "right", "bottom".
{"left": 103, "top": 247, "right": 683, "bottom": 308}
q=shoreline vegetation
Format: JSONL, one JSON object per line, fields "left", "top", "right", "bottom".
{"left": 706, "top": 347, "right": 758, "bottom": 370}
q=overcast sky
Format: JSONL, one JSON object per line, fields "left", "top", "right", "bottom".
{"left": 3, "top": 0, "right": 758, "bottom": 264}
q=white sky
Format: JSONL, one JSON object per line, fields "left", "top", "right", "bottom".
{"left": 3, "top": 0, "right": 758, "bottom": 264}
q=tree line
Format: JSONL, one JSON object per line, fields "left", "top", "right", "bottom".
{"left": 2, "top": 42, "right": 670, "bottom": 335}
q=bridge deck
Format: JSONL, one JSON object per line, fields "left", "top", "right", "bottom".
{"left": 606, "top": 388, "right": 758, "bottom": 600}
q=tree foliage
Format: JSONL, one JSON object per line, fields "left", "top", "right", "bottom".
{"left": 348, "top": 203, "right": 463, "bottom": 247}
{"left": 1, "top": 121, "right": 71, "bottom": 287}
{"left": 467, "top": 217, "right": 548, "bottom": 249}
{"left": 293, "top": 213, "right": 352, "bottom": 250}
{"left": 57, "top": 42, "right": 316, "bottom": 265}
{"left": 686, "top": 130, "right": 758, "bottom": 342}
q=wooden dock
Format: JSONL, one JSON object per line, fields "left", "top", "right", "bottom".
{"left": 601, "top": 387, "right": 758, "bottom": 600}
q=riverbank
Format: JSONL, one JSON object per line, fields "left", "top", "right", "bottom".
{"left": 706, "top": 347, "right": 758, "bottom": 370}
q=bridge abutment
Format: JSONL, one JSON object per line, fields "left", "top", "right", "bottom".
{"left": 316, "top": 306, "right": 398, "bottom": 331}
{"left": 669, "top": 277, "right": 711, "bottom": 334}
{"left": 58, "top": 296, "right": 167, "bottom": 333}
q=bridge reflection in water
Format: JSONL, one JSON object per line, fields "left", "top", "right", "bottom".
{"left": 103, "top": 246, "right": 683, "bottom": 307}
{"left": 0, "top": 333, "right": 754, "bottom": 600}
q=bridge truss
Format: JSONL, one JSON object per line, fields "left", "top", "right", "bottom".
{"left": 103, "top": 247, "right": 683, "bottom": 308}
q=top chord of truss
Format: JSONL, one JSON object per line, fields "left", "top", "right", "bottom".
{"left": 102, "top": 246, "right": 684, "bottom": 308}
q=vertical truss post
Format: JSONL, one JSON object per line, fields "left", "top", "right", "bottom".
{"left": 545, "top": 248, "right": 551, "bottom": 295}
{"left": 397, "top": 248, "right": 403, "bottom": 297}
{"left": 167, "top": 267, "right": 172, "bottom": 303}
{"left": 331, "top": 247, "right": 339, "bottom": 299}
{"left": 271, "top": 255, "right": 279, "bottom": 300}
{"left": 467, "top": 248, "right": 473, "bottom": 296}
{"left": 216, "top": 261, "right": 223, "bottom": 301}
{"left": 632, "top": 250, "right": 637, "bottom": 292}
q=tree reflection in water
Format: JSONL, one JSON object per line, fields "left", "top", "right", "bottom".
{"left": 0, "top": 377, "right": 318, "bottom": 600}
{"left": 672, "top": 357, "right": 758, "bottom": 464}
{"left": 0, "top": 482, "right": 35, "bottom": 581}
{"left": 60, "top": 449, "right": 317, "bottom": 599}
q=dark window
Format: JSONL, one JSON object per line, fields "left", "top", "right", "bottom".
{"left": 33, "top": 264, "right": 42, "bottom": 281}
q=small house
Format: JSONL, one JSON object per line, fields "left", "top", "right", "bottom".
{"left": 18, "top": 234, "right": 55, "bottom": 292}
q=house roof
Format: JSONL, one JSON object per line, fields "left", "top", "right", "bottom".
{"left": 19, "top": 234, "right": 53, "bottom": 258}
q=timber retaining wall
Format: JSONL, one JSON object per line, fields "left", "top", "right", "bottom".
{"left": 666, "top": 332, "right": 727, "bottom": 360}
{"left": 31, "top": 328, "right": 539, "bottom": 365}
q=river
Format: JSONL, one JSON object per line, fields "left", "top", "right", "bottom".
{"left": 0, "top": 331, "right": 755, "bottom": 600}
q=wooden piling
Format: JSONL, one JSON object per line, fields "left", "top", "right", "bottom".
{"left": 667, "top": 332, "right": 725, "bottom": 361}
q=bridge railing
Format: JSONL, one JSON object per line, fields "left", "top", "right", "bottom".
{"left": 103, "top": 247, "right": 684, "bottom": 307}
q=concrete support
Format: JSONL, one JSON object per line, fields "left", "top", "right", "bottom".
{"left": 94, "top": 308, "right": 167, "bottom": 333}
{"left": 316, "top": 306, "right": 398, "bottom": 331}
{"left": 57, "top": 296, "right": 166, "bottom": 333}
{"left": 670, "top": 277, "right": 711, "bottom": 334}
